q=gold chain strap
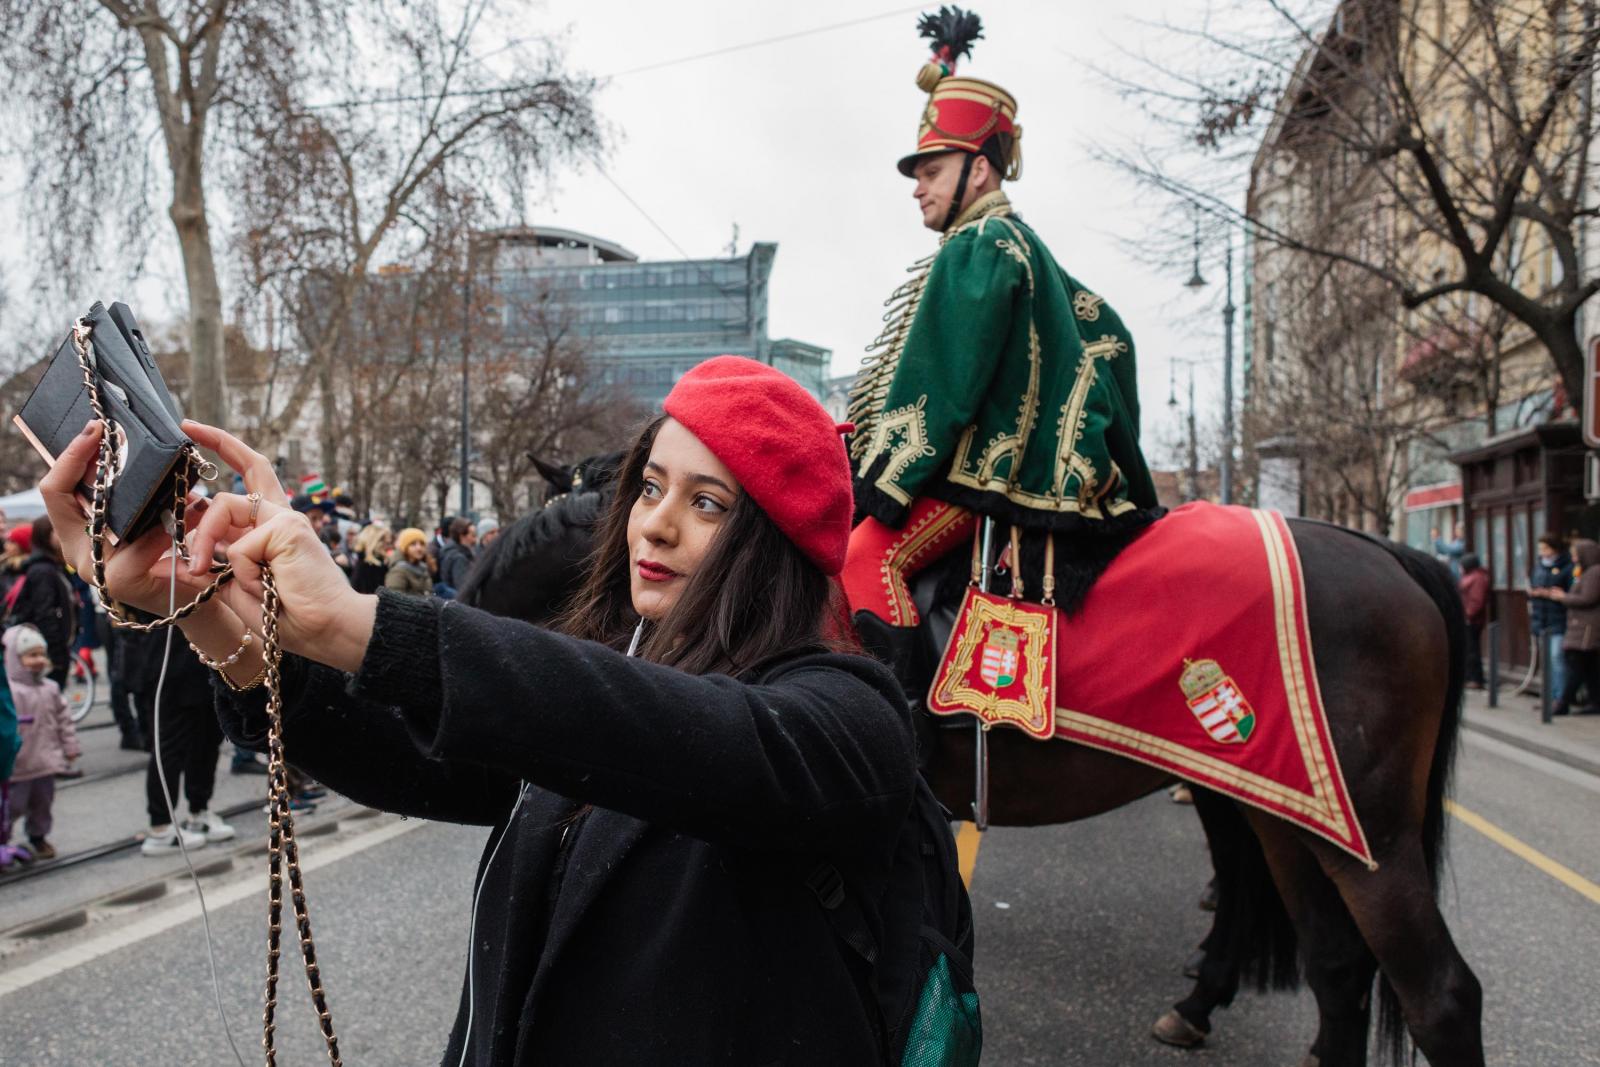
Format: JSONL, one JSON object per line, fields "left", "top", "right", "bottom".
{"left": 70, "top": 319, "right": 343, "bottom": 1067}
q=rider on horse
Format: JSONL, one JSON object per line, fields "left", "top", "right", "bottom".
{"left": 843, "top": 7, "right": 1163, "bottom": 697}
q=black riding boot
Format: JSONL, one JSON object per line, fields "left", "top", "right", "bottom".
{"left": 853, "top": 610, "right": 928, "bottom": 710}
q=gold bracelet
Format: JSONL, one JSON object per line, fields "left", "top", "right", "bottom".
{"left": 217, "top": 661, "right": 269, "bottom": 693}
{"left": 191, "top": 630, "right": 253, "bottom": 670}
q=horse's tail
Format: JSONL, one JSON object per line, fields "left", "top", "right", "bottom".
{"left": 1192, "top": 788, "right": 1300, "bottom": 994}
{"left": 1368, "top": 540, "right": 1467, "bottom": 1062}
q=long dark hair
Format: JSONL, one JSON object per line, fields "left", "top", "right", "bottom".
{"left": 557, "top": 416, "right": 842, "bottom": 676}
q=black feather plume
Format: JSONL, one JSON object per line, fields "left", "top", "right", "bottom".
{"left": 917, "top": 6, "right": 984, "bottom": 61}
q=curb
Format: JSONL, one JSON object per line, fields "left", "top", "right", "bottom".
{"left": 0, "top": 794, "right": 350, "bottom": 888}
{"left": 1462, "top": 715, "right": 1600, "bottom": 779}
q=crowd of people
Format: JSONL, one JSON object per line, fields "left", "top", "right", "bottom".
{"left": 0, "top": 488, "right": 504, "bottom": 870}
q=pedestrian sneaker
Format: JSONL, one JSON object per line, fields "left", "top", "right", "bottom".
{"left": 141, "top": 823, "right": 207, "bottom": 855}
{"left": 183, "top": 809, "right": 236, "bottom": 844}
{"left": 27, "top": 837, "right": 56, "bottom": 860}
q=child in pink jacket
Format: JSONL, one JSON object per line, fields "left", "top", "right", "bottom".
{"left": 4, "top": 624, "right": 78, "bottom": 860}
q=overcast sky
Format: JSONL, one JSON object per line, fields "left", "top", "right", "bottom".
{"left": 3, "top": 0, "right": 1253, "bottom": 468}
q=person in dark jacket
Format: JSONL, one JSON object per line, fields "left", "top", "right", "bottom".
{"left": 1529, "top": 533, "right": 1574, "bottom": 704}
{"left": 41, "top": 357, "right": 923, "bottom": 1065}
{"left": 120, "top": 628, "right": 236, "bottom": 853}
{"left": 1459, "top": 552, "right": 1489, "bottom": 688}
{"left": 435, "top": 517, "right": 478, "bottom": 597}
{"left": 8, "top": 517, "right": 78, "bottom": 687}
{"left": 1531, "top": 538, "right": 1600, "bottom": 715}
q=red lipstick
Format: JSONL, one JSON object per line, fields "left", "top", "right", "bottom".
{"left": 637, "top": 559, "right": 678, "bottom": 582}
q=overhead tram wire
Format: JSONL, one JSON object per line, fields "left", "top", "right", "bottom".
{"left": 299, "top": 4, "right": 924, "bottom": 111}
{"left": 586, "top": 155, "right": 758, "bottom": 328}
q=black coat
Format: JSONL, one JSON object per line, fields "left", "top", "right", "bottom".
{"left": 215, "top": 590, "right": 916, "bottom": 1065}
{"left": 10, "top": 552, "right": 78, "bottom": 668}
{"left": 121, "top": 625, "right": 212, "bottom": 700}
{"left": 350, "top": 557, "right": 388, "bottom": 595}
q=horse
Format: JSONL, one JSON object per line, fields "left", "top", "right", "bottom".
{"left": 460, "top": 473, "right": 1482, "bottom": 1067}
{"left": 454, "top": 451, "right": 623, "bottom": 620}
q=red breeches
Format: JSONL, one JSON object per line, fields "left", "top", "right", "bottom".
{"left": 842, "top": 498, "right": 975, "bottom": 627}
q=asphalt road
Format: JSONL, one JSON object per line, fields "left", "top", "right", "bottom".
{"left": 1, "top": 729, "right": 1595, "bottom": 1066}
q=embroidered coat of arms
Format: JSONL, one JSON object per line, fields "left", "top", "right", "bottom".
{"left": 1180, "top": 658, "right": 1257, "bottom": 744}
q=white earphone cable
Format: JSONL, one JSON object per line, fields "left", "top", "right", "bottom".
{"left": 457, "top": 616, "right": 647, "bottom": 1066}
{"left": 153, "top": 535, "right": 249, "bottom": 1067}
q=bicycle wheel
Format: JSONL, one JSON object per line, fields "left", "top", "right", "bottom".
{"left": 63, "top": 664, "right": 96, "bottom": 723}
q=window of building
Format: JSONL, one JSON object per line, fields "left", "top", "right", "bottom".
{"left": 1511, "top": 509, "right": 1529, "bottom": 590}
{"left": 605, "top": 306, "right": 622, "bottom": 324}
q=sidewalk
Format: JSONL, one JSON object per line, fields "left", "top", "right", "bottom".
{"left": 1460, "top": 685, "right": 1600, "bottom": 778}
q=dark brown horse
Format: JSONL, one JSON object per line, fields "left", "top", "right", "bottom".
{"left": 908, "top": 518, "right": 1481, "bottom": 1066}
{"left": 462, "top": 489, "right": 1483, "bottom": 1066}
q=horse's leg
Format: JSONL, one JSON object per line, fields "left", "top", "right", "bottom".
{"left": 1290, "top": 523, "right": 1482, "bottom": 1064}
{"left": 1154, "top": 790, "right": 1249, "bottom": 1047}
{"left": 1245, "top": 814, "right": 1377, "bottom": 1067}
{"left": 1317, "top": 842, "right": 1484, "bottom": 1067}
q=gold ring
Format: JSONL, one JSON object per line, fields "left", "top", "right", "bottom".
{"left": 247, "top": 492, "right": 262, "bottom": 524}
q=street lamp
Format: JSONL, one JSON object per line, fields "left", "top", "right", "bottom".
{"left": 1184, "top": 213, "right": 1236, "bottom": 506}
{"left": 1185, "top": 212, "right": 1207, "bottom": 290}
{"left": 1169, "top": 361, "right": 1200, "bottom": 501}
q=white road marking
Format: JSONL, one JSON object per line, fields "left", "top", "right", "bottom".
{"left": 0, "top": 816, "right": 427, "bottom": 997}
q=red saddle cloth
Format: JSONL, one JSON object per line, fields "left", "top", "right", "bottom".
{"left": 1053, "top": 501, "right": 1374, "bottom": 867}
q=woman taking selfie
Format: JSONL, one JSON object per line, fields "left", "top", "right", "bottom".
{"left": 39, "top": 358, "right": 919, "bottom": 1065}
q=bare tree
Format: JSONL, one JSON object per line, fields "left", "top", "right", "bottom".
{"left": 232, "top": 1, "right": 602, "bottom": 478}
{"left": 0, "top": 0, "right": 338, "bottom": 427}
{"left": 0, "top": 0, "right": 599, "bottom": 448}
{"left": 1104, "top": 0, "right": 1600, "bottom": 406}
{"left": 467, "top": 279, "right": 643, "bottom": 517}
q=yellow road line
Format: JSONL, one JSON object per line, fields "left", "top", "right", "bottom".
{"left": 1446, "top": 800, "right": 1600, "bottom": 906}
{"left": 956, "top": 823, "right": 982, "bottom": 888}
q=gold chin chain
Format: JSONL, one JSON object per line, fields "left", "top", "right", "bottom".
{"left": 71, "top": 319, "right": 343, "bottom": 1067}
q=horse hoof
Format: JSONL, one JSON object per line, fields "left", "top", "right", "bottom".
{"left": 1198, "top": 879, "right": 1218, "bottom": 911}
{"left": 1151, "top": 1008, "right": 1207, "bottom": 1048}
{"left": 1182, "top": 947, "right": 1206, "bottom": 979}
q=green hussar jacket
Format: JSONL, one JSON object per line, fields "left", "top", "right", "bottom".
{"left": 848, "top": 191, "right": 1158, "bottom": 533}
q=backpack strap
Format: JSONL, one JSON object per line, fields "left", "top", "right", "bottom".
{"left": 806, "top": 861, "right": 892, "bottom": 1064}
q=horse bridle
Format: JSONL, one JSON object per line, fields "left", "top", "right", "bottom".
{"left": 71, "top": 319, "right": 344, "bottom": 1067}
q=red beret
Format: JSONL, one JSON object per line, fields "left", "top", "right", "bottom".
{"left": 664, "top": 356, "right": 854, "bottom": 575}
{"left": 6, "top": 524, "right": 32, "bottom": 553}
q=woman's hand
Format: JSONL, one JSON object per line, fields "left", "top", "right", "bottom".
{"left": 184, "top": 423, "right": 376, "bottom": 670}
{"left": 38, "top": 422, "right": 216, "bottom": 616}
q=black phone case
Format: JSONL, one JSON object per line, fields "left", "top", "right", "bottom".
{"left": 13, "top": 302, "right": 194, "bottom": 542}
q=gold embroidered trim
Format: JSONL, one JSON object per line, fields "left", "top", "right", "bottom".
{"left": 946, "top": 190, "right": 1012, "bottom": 234}
{"left": 1073, "top": 291, "right": 1105, "bottom": 322}
{"left": 880, "top": 502, "right": 972, "bottom": 626}
{"left": 865, "top": 394, "right": 937, "bottom": 505}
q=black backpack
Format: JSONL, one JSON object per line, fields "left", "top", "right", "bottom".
{"left": 806, "top": 777, "right": 982, "bottom": 1066}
